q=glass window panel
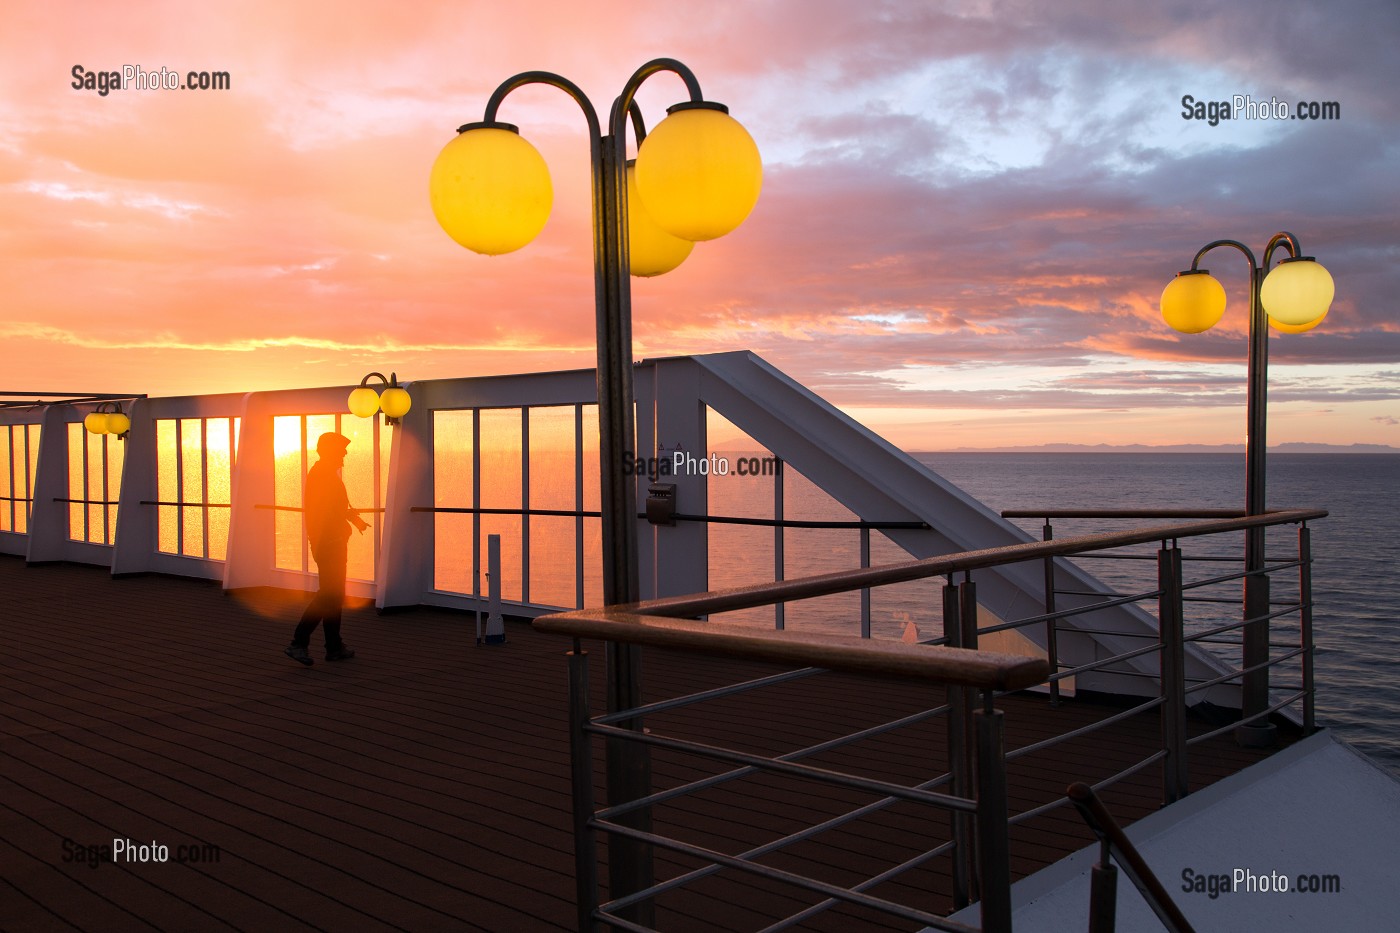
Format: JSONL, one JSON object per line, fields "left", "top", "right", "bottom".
{"left": 529, "top": 406, "right": 576, "bottom": 511}
{"left": 273, "top": 416, "right": 304, "bottom": 570}
{"left": 581, "top": 405, "right": 600, "bottom": 512}
{"left": 480, "top": 515, "right": 522, "bottom": 603}
{"left": 528, "top": 515, "right": 576, "bottom": 608}
{"left": 582, "top": 517, "right": 602, "bottom": 608}
{"left": 434, "top": 512, "right": 474, "bottom": 595}
{"left": 67, "top": 423, "right": 84, "bottom": 541}
{"left": 433, "top": 411, "right": 475, "bottom": 508}
{"left": 704, "top": 408, "right": 777, "bottom": 626}
{"left": 22, "top": 424, "right": 40, "bottom": 532}
{"left": 276, "top": 510, "right": 303, "bottom": 571}
{"left": 305, "top": 414, "right": 336, "bottom": 458}
{"left": 379, "top": 417, "right": 392, "bottom": 517}
{"left": 87, "top": 431, "right": 107, "bottom": 544}
{"left": 433, "top": 410, "right": 475, "bottom": 594}
{"left": 479, "top": 408, "right": 522, "bottom": 510}
{"left": 106, "top": 434, "right": 124, "bottom": 546}
{"left": 208, "top": 505, "right": 230, "bottom": 562}
{"left": 206, "top": 418, "right": 231, "bottom": 506}
{"left": 1, "top": 426, "right": 12, "bottom": 533}
{"left": 181, "top": 419, "right": 204, "bottom": 556}
{"left": 157, "top": 419, "right": 179, "bottom": 554}
{"left": 866, "top": 531, "right": 942, "bottom": 642}
{"left": 205, "top": 418, "right": 232, "bottom": 561}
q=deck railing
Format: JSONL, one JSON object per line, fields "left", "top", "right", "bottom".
{"left": 536, "top": 507, "right": 1324, "bottom": 932}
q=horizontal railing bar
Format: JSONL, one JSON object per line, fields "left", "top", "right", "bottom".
{"left": 1182, "top": 647, "right": 1306, "bottom": 696}
{"left": 1003, "top": 508, "right": 1246, "bottom": 519}
{"left": 1181, "top": 647, "right": 1310, "bottom": 697}
{"left": 537, "top": 611, "right": 1049, "bottom": 690}
{"left": 1186, "top": 691, "right": 1306, "bottom": 746}
{"left": 414, "top": 505, "right": 602, "bottom": 517}
{"left": 51, "top": 497, "right": 119, "bottom": 505}
{"left": 1182, "top": 603, "right": 1305, "bottom": 644}
{"left": 586, "top": 721, "right": 978, "bottom": 812}
{"left": 1066, "top": 554, "right": 1263, "bottom": 564}
{"left": 1006, "top": 696, "right": 1165, "bottom": 761}
{"left": 1010, "top": 748, "right": 1169, "bottom": 828}
{"left": 592, "top": 667, "right": 821, "bottom": 726}
{"left": 139, "top": 500, "right": 232, "bottom": 508}
{"left": 1045, "top": 625, "right": 1157, "bottom": 639}
{"left": 593, "top": 821, "right": 979, "bottom": 933}
{"left": 412, "top": 504, "right": 928, "bottom": 530}
{"left": 254, "top": 505, "right": 385, "bottom": 513}
{"left": 0, "top": 496, "right": 36, "bottom": 503}
{"left": 979, "top": 585, "right": 1165, "bottom": 635}
{"left": 594, "top": 702, "right": 953, "bottom": 823}
{"left": 1044, "top": 640, "right": 1163, "bottom": 682}
{"left": 601, "top": 733, "right": 957, "bottom": 915}
{"left": 752, "top": 838, "right": 959, "bottom": 933}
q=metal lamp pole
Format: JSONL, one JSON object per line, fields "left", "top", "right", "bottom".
{"left": 472, "top": 58, "right": 719, "bottom": 926}
{"left": 1175, "top": 231, "right": 1308, "bottom": 746}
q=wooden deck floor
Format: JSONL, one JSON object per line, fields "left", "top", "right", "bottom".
{"left": 0, "top": 555, "right": 1285, "bottom": 931}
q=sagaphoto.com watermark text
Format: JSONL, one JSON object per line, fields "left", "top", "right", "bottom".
{"left": 1181, "top": 94, "right": 1340, "bottom": 126}
{"left": 72, "top": 64, "right": 231, "bottom": 97}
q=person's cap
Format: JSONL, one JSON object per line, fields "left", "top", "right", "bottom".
{"left": 316, "top": 432, "right": 351, "bottom": 455}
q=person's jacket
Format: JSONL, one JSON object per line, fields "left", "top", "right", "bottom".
{"left": 304, "top": 460, "right": 353, "bottom": 553}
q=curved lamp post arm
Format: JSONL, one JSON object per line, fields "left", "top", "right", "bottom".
{"left": 483, "top": 71, "right": 603, "bottom": 141}
{"left": 607, "top": 57, "right": 704, "bottom": 138}
{"left": 1262, "top": 231, "right": 1300, "bottom": 270}
{"left": 1189, "top": 238, "right": 1257, "bottom": 275}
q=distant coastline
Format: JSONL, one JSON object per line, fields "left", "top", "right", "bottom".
{"left": 925, "top": 443, "right": 1400, "bottom": 454}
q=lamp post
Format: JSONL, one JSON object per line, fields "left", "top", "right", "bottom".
{"left": 347, "top": 371, "right": 412, "bottom": 425}
{"left": 428, "top": 59, "right": 761, "bottom": 925}
{"left": 83, "top": 401, "right": 131, "bottom": 440}
{"left": 1160, "top": 231, "right": 1333, "bottom": 745}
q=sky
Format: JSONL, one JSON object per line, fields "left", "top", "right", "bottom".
{"left": 2, "top": 0, "right": 1397, "bottom": 450}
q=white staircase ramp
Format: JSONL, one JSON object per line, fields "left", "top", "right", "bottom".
{"left": 667, "top": 350, "right": 1238, "bottom": 702}
{"left": 946, "top": 730, "right": 1400, "bottom": 931}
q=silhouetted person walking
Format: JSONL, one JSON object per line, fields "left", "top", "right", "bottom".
{"left": 285, "top": 432, "right": 368, "bottom": 666}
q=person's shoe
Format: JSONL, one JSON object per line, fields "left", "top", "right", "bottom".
{"left": 284, "top": 645, "right": 314, "bottom": 666}
{"left": 325, "top": 646, "right": 356, "bottom": 661}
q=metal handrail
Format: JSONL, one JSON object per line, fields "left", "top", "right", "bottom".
{"left": 534, "top": 611, "right": 1048, "bottom": 691}
{"left": 602, "top": 509, "right": 1324, "bottom": 620}
{"left": 1068, "top": 782, "right": 1197, "bottom": 933}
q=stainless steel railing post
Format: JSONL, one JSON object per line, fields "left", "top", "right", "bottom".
{"left": 1042, "top": 518, "right": 1061, "bottom": 706}
{"left": 1299, "top": 524, "right": 1316, "bottom": 734}
{"left": 975, "top": 693, "right": 1013, "bottom": 933}
{"left": 567, "top": 647, "right": 602, "bottom": 933}
{"left": 1158, "top": 545, "right": 1188, "bottom": 803}
{"left": 942, "top": 581, "right": 974, "bottom": 910}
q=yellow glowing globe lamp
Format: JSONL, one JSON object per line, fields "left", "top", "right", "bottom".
{"left": 379, "top": 386, "right": 412, "bottom": 420}
{"left": 347, "top": 386, "right": 381, "bottom": 419}
{"left": 1269, "top": 310, "right": 1327, "bottom": 333}
{"left": 84, "top": 412, "right": 109, "bottom": 434}
{"left": 429, "top": 123, "right": 553, "bottom": 255}
{"left": 1161, "top": 270, "right": 1227, "bottom": 334}
{"left": 1260, "top": 257, "right": 1334, "bottom": 326}
{"left": 105, "top": 411, "right": 131, "bottom": 436}
{"left": 626, "top": 161, "right": 693, "bottom": 277}
{"left": 635, "top": 102, "right": 762, "bottom": 242}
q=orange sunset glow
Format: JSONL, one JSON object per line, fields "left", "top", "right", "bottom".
{"left": 2, "top": 1, "right": 1397, "bottom": 450}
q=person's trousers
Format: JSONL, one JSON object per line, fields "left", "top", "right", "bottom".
{"left": 293, "top": 542, "right": 347, "bottom": 650}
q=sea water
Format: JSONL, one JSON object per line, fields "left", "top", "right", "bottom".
{"left": 896, "top": 454, "right": 1398, "bottom": 777}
